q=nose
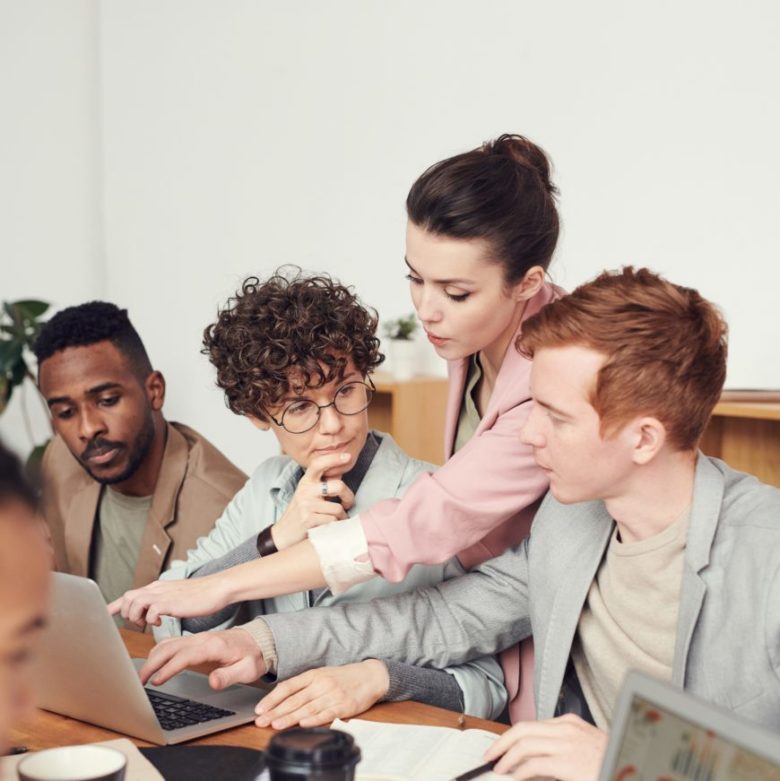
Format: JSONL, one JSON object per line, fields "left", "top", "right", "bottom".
{"left": 78, "top": 406, "right": 107, "bottom": 441}
{"left": 414, "top": 286, "right": 442, "bottom": 325}
{"left": 317, "top": 403, "right": 344, "bottom": 435}
{"left": 520, "top": 403, "right": 545, "bottom": 447}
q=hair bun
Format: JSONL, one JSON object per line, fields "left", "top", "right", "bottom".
{"left": 483, "top": 134, "right": 558, "bottom": 196}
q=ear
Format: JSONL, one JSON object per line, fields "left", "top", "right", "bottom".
{"left": 247, "top": 414, "right": 271, "bottom": 431}
{"left": 145, "top": 371, "right": 166, "bottom": 411}
{"left": 510, "top": 265, "right": 546, "bottom": 302}
{"left": 631, "top": 416, "right": 667, "bottom": 465}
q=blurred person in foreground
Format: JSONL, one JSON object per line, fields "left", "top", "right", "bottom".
{"left": 0, "top": 441, "right": 50, "bottom": 755}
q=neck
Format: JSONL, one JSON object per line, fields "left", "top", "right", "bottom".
{"left": 606, "top": 449, "right": 698, "bottom": 543}
{"left": 478, "top": 301, "right": 527, "bottom": 393}
{"left": 112, "top": 415, "right": 168, "bottom": 497}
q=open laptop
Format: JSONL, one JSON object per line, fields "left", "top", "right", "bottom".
{"left": 599, "top": 670, "right": 780, "bottom": 781}
{"left": 32, "top": 572, "right": 263, "bottom": 744}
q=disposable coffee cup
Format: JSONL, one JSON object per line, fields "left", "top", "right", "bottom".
{"left": 17, "top": 745, "right": 127, "bottom": 781}
{"left": 266, "top": 727, "right": 361, "bottom": 781}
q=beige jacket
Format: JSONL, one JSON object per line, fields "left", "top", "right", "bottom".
{"left": 40, "top": 421, "right": 246, "bottom": 592}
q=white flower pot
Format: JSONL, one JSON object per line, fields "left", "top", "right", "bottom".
{"left": 389, "top": 339, "right": 417, "bottom": 380}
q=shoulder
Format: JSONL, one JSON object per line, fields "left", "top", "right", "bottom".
{"left": 711, "top": 457, "right": 780, "bottom": 532}
{"left": 248, "top": 453, "right": 294, "bottom": 481}
{"left": 372, "top": 431, "right": 434, "bottom": 482}
{"left": 169, "top": 421, "right": 247, "bottom": 500}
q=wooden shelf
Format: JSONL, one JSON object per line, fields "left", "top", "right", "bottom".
{"left": 702, "top": 401, "right": 780, "bottom": 487}
{"left": 711, "top": 402, "right": 780, "bottom": 421}
{"left": 368, "top": 373, "right": 448, "bottom": 465}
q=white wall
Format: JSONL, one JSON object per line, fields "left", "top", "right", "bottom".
{"left": 3, "top": 0, "right": 780, "bottom": 472}
{"left": 0, "top": 0, "right": 104, "bottom": 457}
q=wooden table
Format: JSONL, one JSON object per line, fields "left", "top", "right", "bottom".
{"left": 10, "top": 630, "right": 507, "bottom": 751}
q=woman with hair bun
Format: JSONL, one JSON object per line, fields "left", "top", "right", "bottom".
{"left": 113, "top": 134, "right": 563, "bottom": 725}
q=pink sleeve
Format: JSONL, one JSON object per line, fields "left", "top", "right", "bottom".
{"left": 362, "top": 398, "right": 549, "bottom": 582}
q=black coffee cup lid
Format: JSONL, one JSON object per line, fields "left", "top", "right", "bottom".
{"left": 267, "top": 728, "right": 361, "bottom": 769}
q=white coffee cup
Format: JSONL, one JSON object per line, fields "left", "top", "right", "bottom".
{"left": 17, "top": 745, "right": 127, "bottom": 781}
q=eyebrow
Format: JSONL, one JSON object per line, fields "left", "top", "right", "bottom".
{"left": 534, "top": 398, "right": 573, "bottom": 419}
{"left": 404, "top": 258, "right": 475, "bottom": 287}
{"left": 46, "top": 382, "right": 123, "bottom": 408}
{"left": 280, "top": 371, "right": 361, "bottom": 403}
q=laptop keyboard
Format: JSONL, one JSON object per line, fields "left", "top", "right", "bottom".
{"left": 146, "top": 688, "right": 236, "bottom": 731}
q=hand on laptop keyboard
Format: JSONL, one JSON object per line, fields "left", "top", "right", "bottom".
{"left": 139, "top": 627, "right": 267, "bottom": 690}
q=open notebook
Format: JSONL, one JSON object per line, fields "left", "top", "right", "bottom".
{"left": 329, "top": 718, "right": 511, "bottom": 781}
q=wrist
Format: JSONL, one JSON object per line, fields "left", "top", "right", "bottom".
{"left": 363, "top": 659, "right": 390, "bottom": 700}
{"left": 232, "top": 627, "right": 267, "bottom": 677}
{"left": 219, "top": 565, "right": 248, "bottom": 605}
{"left": 269, "top": 524, "right": 291, "bottom": 552}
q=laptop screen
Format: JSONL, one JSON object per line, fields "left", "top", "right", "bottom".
{"left": 606, "top": 691, "right": 780, "bottom": 781}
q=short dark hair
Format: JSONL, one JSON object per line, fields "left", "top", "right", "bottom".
{"left": 518, "top": 267, "right": 728, "bottom": 451}
{"left": 33, "top": 301, "right": 152, "bottom": 378}
{"left": 407, "top": 133, "right": 560, "bottom": 285}
{"left": 0, "top": 439, "right": 37, "bottom": 509}
{"left": 203, "top": 268, "right": 384, "bottom": 421}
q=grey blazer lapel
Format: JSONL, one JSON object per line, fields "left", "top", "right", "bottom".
{"left": 536, "top": 502, "right": 614, "bottom": 718}
{"left": 671, "top": 455, "right": 724, "bottom": 686}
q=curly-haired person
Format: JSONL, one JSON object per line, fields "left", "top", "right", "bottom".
{"left": 149, "top": 269, "right": 507, "bottom": 723}
{"left": 35, "top": 302, "right": 246, "bottom": 615}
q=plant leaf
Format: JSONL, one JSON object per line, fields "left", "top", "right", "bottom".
{"left": 14, "top": 300, "right": 49, "bottom": 320}
{"left": 0, "top": 340, "right": 23, "bottom": 373}
{"left": 2, "top": 301, "right": 18, "bottom": 323}
{"left": 10, "top": 356, "right": 27, "bottom": 385}
{"left": 0, "top": 376, "right": 9, "bottom": 412}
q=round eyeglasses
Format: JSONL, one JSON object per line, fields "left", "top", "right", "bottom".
{"left": 268, "top": 378, "right": 375, "bottom": 434}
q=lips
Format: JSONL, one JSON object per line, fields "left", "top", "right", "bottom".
{"left": 313, "top": 440, "right": 352, "bottom": 455}
{"left": 81, "top": 442, "right": 123, "bottom": 466}
{"left": 425, "top": 331, "right": 449, "bottom": 347}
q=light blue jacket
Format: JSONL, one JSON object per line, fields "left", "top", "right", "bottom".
{"left": 157, "top": 432, "right": 507, "bottom": 719}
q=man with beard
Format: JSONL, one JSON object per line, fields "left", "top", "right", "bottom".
{"left": 35, "top": 302, "right": 246, "bottom": 615}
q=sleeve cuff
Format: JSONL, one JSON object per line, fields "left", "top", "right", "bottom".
{"left": 240, "top": 619, "right": 279, "bottom": 677}
{"left": 307, "top": 514, "right": 376, "bottom": 595}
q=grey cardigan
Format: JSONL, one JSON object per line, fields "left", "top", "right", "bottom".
{"left": 259, "top": 455, "right": 780, "bottom": 727}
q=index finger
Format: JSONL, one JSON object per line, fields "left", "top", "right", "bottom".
{"left": 139, "top": 638, "right": 196, "bottom": 685}
{"left": 303, "top": 451, "right": 352, "bottom": 481}
{"left": 255, "top": 671, "right": 314, "bottom": 714}
{"left": 483, "top": 720, "right": 559, "bottom": 761}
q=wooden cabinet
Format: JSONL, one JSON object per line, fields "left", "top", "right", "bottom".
{"left": 700, "top": 402, "right": 780, "bottom": 487}
{"left": 368, "top": 373, "right": 449, "bottom": 465}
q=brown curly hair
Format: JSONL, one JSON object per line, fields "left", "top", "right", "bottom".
{"left": 203, "top": 268, "right": 384, "bottom": 421}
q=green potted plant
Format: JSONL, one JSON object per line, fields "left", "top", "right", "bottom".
{"left": 383, "top": 313, "right": 419, "bottom": 379}
{"left": 0, "top": 299, "right": 52, "bottom": 480}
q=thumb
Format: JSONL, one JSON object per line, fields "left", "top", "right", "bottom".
{"left": 209, "top": 657, "right": 261, "bottom": 690}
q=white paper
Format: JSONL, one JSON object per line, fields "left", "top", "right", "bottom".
{"left": 332, "top": 719, "right": 511, "bottom": 781}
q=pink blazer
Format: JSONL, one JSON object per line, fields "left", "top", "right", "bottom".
{"left": 362, "top": 281, "right": 563, "bottom": 721}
